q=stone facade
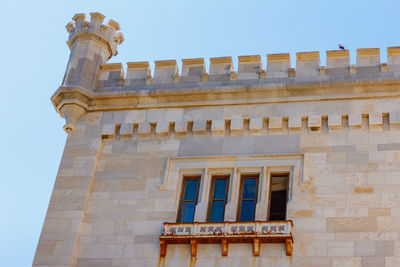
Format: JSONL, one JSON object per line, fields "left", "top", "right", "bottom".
{"left": 34, "top": 13, "right": 400, "bottom": 267}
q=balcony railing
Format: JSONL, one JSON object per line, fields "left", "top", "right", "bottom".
{"left": 160, "top": 220, "right": 293, "bottom": 257}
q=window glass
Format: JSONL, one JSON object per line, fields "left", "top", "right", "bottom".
{"left": 181, "top": 203, "right": 196, "bottom": 222}
{"left": 208, "top": 177, "right": 229, "bottom": 222}
{"left": 184, "top": 180, "right": 199, "bottom": 201}
{"left": 178, "top": 178, "right": 200, "bottom": 223}
{"left": 243, "top": 178, "right": 256, "bottom": 199}
{"left": 213, "top": 179, "right": 227, "bottom": 199}
{"left": 210, "top": 201, "right": 225, "bottom": 222}
{"left": 238, "top": 176, "right": 258, "bottom": 222}
{"left": 240, "top": 200, "right": 256, "bottom": 221}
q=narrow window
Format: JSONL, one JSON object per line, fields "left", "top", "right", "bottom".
{"left": 207, "top": 176, "right": 229, "bottom": 222}
{"left": 177, "top": 177, "right": 200, "bottom": 223}
{"left": 268, "top": 174, "right": 288, "bottom": 221}
{"left": 237, "top": 175, "right": 259, "bottom": 222}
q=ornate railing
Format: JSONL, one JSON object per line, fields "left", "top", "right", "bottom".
{"left": 160, "top": 220, "right": 293, "bottom": 257}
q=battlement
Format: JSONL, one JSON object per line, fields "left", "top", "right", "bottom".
{"left": 54, "top": 13, "right": 400, "bottom": 134}
{"left": 96, "top": 47, "right": 400, "bottom": 91}
{"left": 65, "top": 12, "right": 124, "bottom": 59}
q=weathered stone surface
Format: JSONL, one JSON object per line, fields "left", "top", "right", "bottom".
{"left": 36, "top": 13, "right": 400, "bottom": 267}
{"left": 327, "top": 217, "right": 377, "bottom": 232}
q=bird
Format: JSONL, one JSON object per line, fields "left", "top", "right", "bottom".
{"left": 338, "top": 44, "right": 345, "bottom": 50}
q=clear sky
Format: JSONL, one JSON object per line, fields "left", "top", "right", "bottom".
{"left": 2, "top": 0, "right": 400, "bottom": 266}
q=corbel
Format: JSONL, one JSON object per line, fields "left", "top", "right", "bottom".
{"left": 190, "top": 239, "right": 198, "bottom": 257}
{"left": 221, "top": 239, "right": 228, "bottom": 256}
{"left": 285, "top": 238, "right": 293, "bottom": 256}
{"left": 160, "top": 240, "right": 167, "bottom": 257}
{"left": 253, "top": 238, "right": 260, "bottom": 256}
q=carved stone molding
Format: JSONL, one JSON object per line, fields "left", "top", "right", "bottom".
{"left": 160, "top": 220, "right": 294, "bottom": 257}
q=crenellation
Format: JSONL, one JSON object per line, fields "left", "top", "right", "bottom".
{"left": 89, "top": 12, "right": 105, "bottom": 25}
{"left": 97, "top": 63, "right": 124, "bottom": 88}
{"left": 153, "top": 60, "right": 179, "bottom": 84}
{"left": 70, "top": 45, "right": 400, "bottom": 93}
{"left": 181, "top": 58, "right": 206, "bottom": 83}
{"left": 357, "top": 48, "right": 380, "bottom": 67}
{"left": 326, "top": 50, "right": 350, "bottom": 76}
{"left": 296, "top": 51, "right": 320, "bottom": 77}
{"left": 209, "top": 56, "right": 233, "bottom": 81}
{"left": 72, "top": 13, "right": 86, "bottom": 23}
{"left": 107, "top": 19, "right": 121, "bottom": 31}
{"left": 387, "top": 47, "right": 400, "bottom": 72}
{"left": 356, "top": 48, "right": 381, "bottom": 75}
{"left": 237, "top": 55, "right": 262, "bottom": 80}
{"left": 326, "top": 50, "right": 350, "bottom": 69}
{"left": 266, "top": 53, "right": 291, "bottom": 78}
{"left": 66, "top": 13, "right": 123, "bottom": 60}
{"left": 125, "top": 61, "right": 151, "bottom": 86}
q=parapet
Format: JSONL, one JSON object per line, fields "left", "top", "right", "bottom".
{"left": 65, "top": 12, "right": 124, "bottom": 59}
{"left": 237, "top": 55, "right": 262, "bottom": 80}
{"left": 181, "top": 58, "right": 206, "bottom": 82}
{"left": 153, "top": 60, "right": 179, "bottom": 84}
{"left": 296, "top": 52, "right": 320, "bottom": 77}
{"left": 54, "top": 14, "right": 400, "bottom": 133}
{"left": 125, "top": 62, "right": 151, "bottom": 85}
{"left": 209, "top": 57, "right": 233, "bottom": 81}
{"left": 95, "top": 46, "right": 400, "bottom": 91}
{"left": 266, "top": 53, "right": 291, "bottom": 78}
{"left": 326, "top": 50, "right": 349, "bottom": 76}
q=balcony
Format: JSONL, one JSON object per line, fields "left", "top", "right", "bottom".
{"left": 160, "top": 220, "right": 293, "bottom": 257}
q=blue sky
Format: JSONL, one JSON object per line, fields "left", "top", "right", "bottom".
{"left": 2, "top": 0, "right": 400, "bottom": 266}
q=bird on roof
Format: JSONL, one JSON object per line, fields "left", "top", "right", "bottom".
{"left": 338, "top": 44, "right": 345, "bottom": 50}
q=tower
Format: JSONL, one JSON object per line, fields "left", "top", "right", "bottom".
{"left": 54, "top": 12, "right": 123, "bottom": 133}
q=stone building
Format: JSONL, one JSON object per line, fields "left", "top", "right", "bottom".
{"left": 34, "top": 12, "right": 400, "bottom": 267}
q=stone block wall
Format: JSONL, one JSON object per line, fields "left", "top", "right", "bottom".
{"left": 35, "top": 97, "right": 400, "bottom": 267}
{"left": 37, "top": 12, "right": 400, "bottom": 267}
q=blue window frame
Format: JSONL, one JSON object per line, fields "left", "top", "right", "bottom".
{"left": 178, "top": 177, "right": 200, "bottom": 223}
{"left": 207, "top": 176, "right": 229, "bottom": 222}
{"left": 237, "top": 175, "right": 259, "bottom": 222}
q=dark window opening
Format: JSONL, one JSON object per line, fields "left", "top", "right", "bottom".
{"left": 237, "top": 175, "right": 259, "bottom": 222}
{"left": 177, "top": 177, "right": 200, "bottom": 223}
{"left": 268, "top": 174, "right": 288, "bottom": 221}
{"left": 207, "top": 176, "right": 229, "bottom": 222}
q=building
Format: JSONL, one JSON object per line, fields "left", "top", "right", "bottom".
{"left": 34, "top": 12, "right": 400, "bottom": 267}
